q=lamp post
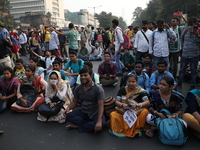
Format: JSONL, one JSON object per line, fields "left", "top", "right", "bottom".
{"left": 88, "top": 5, "right": 101, "bottom": 29}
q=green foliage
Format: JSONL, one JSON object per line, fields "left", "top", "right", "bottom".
{"left": 95, "top": 11, "right": 127, "bottom": 30}
{"left": 131, "top": 0, "right": 200, "bottom": 27}
{"left": 0, "top": 0, "right": 18, "bottom": 30}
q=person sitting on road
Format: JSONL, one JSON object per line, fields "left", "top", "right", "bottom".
{"left": 51, "top": 60, "right": 68, "bottom": 81}
{"left": 142, "top": 53, "right": 155, "bottom": 77}
{"left": 0, "top": 67, "right": 19, "bottom": 112}
{"left": 11, "top": 65, "right": 47, "bottom": 113}
{"left": 182, "top": 89, "right": 200, "bottom": 139}
{"left": 63, "top": 50, "right": 84, "bottom": 87}
{"left": 127, "top": 60, "right": 150, "bottom": 94}
{"left": 64, "top": 68, "right": 105, "bottom": 133}
{"left": 122, "top": 49, "right": 135, "bottom": 72}
{"left": 89, "top": 42, "right": 102, "bottom": 61}
{"left": 98, "top": 52, "right": 118, "bottom": 87}
{"left": 149, "top": 59, "right": 176, "bottom": 91}
{"left": 145, "top": 76, "right": 185, "bottom": 137}
{"left": 76, "top": 61, "right": 100, "bottom": 85}
{"left": 13, "top": 59, "right": 26, "bottom": 80}
{"left": 78, "top": 43, "right": 89, "bottom": 61}
{"left": 37, "top": 71, "right": 73, "bottom": 123}
{"left": 29, "top": 57, "right": 45, "bottom": 79}
{"left": 109, "top": 74, "right": 150, "bottom": 138}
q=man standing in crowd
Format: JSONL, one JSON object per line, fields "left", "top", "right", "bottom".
{"left": 43, "top": 26, "right": 51, "bottom": 50}
{"left": 134, "top": 20, "right": 152, "bottom": 60}
{"left": 149, "top": 19, "right": 176, "bottom": 68}
{"left": 49, "top": 27, "right": 59, "bottom": 57}
{"left": 80, "top": 27, "right": 87, "bottom": 45}
{"left": 18, "top": 29, "right": 27, "bottom": 56}
{"left": 169, "top": 16, "right": 187, "bottom": 78}
{"left": 112, "top": 19, "right": 124, "bottom": 75}
{"left": 51, "top": 23, "right": 78, "bottom": 53}
{"left": 0, "top": 23, "right": 9, "bottom": 39}
{"left": 58, "top": 29, "right": 67, "bottom": 58}
{"left": 98, "top": 52, "right": 118, "bottom": 86}
{"left": 65, "top": 68, "right": 105, "bottom": 133}
{"left": 0, "top": 36, "right": 13, "bottom": 67}
{"left": 177, "top": 16, "right": 200, "bottom": 90}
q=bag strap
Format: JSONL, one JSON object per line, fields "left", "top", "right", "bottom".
{"left": 141, "top": 30, "right": 149, "bottom": 44}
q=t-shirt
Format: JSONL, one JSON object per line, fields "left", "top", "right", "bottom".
{"left": 65, "top": 60, "right": 84, "bottom": 74}
{"left": 65, "top": 30, "right": 79, "bottom": 50}
{"left": 14, "top": 67, "right": 25, "bottom": 80}
{"left": 40, "top": 56, "right": 55, "bottom": 69}
{"left": 44, "top": 30, "right": 51, "bottom": 42}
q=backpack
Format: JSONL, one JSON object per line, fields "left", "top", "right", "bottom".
{"left": 93, "top": 31, "right": 98, "bottom": 41}
{"left": 103, "top": 32, "right": 109, "bottom": 43}
{"left": 19, "top": 76, "right": 38, "bottom": 106}
{"left": 156, "top": 109, "right": 187, "bottom": 146}
{"left": 10, "top": 35, "right": 20, "bottom": 53}
{"left": 116, "top": 28, "right": 131, "bottom": 49}
{"left": 120, "top": 71, "right": 146, "bottom": 87}
{"left": 153, "top": 70, "right": 169, "bottom": 84}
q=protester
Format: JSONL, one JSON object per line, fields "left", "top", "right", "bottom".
{"left": 89, "top": 42, "right": 102, "bottom": 61}
{"left": 52, "top": 60, "right": 68, "bottom": 81}
{"left": 37, "top": 71, "right": 73, "bottom": 123}
{"left": 78, "top": 43, "right": 89, "bottom": 61}
{"left": 65, "top": 68, "right": 105, "bottom": 133}
{"left": 149, "top": 59, "right": 176, "bottom": 91}
{"left": 64, "top": 50, "right": 84, "bottom": 87}
{"left": 112, "top": 19, "right": 125, "bottom": 75}
{"left": 182, "top": 89, "right": 200, "bottom": 138}
{"left": 29, "top": 57, "right": 45, "bottom": 78}
{"left": 109, "top": 74, "right": 150, "bottom": 138}
{"left": 58, "top": 29, "right": 67, "bottom": 58}
{"left": 142, "top": 53, "right": 155, "bottom": 77}
{"left": 49, "top": 27, "right": 60, "bottom": 57}
{"left": 13, "top": 59, "right": 25, "bottom": 80}
{"left": 122, "top": 49, "right": 135, "bottom": 72}
{"left": 146, "top": 76, "right": 185, "bottom": 137}
{"left": 98, "top": 52, "right": 118, "bottom": 86}
{"left": 0, "top": 67, "right": 19, "bottom": 111}
{"left": 148, "top": 21, "right": 157, "bottom": 31}
{"left": 42, "top": 26, "right": 51, "bottom": 50}
{"left": 18, "top": 29, "right": 27, "bottom": 56}
{"left": 149, "top": 19, "right": 176, "bottom": 68}
{"left": 134, "top": 20, "right": 152, "bottom": 60}
{"left": 80, "top": 27, "right": 87, "bottom": 45}
{"left": 177, "top": 16, "right": 200, "bottom": 91}
{"left": 76, "top": 61, "right": 100, "bottom": 85}
{"left": 29, "top": 32, "right": 41, "bottom": 56}
{"left": 11, "top": 65, "right": 47, "bottom": 112}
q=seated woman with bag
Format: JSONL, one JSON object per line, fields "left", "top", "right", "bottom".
{"left": 109, "top": 74, "right": 150, "bottom": 138}
{"left": 0, "top": 67, "right": 19, "bottom": 112}
{"left": 182, "top": 89, "right": 200, "bottom": 139}
{"left": 11, "top": 65, "right": 47, "bottom": 113}
{"left": 37, "top": 71, "right": 73, "bottom": 123}
{"left": 145, "top": 76, "right": 186, "bottom": 137}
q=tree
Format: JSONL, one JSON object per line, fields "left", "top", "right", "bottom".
{"left": 0, "top": 0, "right": 18, "bottom": 30}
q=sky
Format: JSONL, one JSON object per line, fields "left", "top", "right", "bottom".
{"left": 64, "top": 0, "right": 150, "bottom": 25}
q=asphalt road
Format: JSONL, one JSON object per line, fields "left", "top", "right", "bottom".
{"left": 0, "top": 49, "right": 200, "bottom": 150}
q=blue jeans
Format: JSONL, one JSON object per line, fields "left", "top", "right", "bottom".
{"left": 153, "top": 56, "right": 169, "bottom": 69}
{"left": 69, "top": 76, "right": 78, "bottom": 87}
{"left": 115, "top": 52, "right": 124, "bottom": 74}
{"left": 44, "top": 42, "right": 49, "bottom": 50}
{"left": 178, "top": 56, "right": 199, "bottom": 86}
{"left": 66, "top": 109, "right": 105, "bottom": 133}
{"left": 89, "top": 56, "right": 101, "bottom": 61}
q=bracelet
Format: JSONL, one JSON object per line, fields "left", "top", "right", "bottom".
{"left": 154, "top": 110, "right": 157, "bottom": 114}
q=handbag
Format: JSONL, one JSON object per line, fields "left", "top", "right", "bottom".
{"left": 38, "top": 99, "right": 65, "bottom": 121}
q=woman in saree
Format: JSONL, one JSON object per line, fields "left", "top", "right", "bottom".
{"left": 109, "top": 74, "right": 150, "bottom": 138}
{"left": 37, "top": 70, "right": 73, "bottom": 123}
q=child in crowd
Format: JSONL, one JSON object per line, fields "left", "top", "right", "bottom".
{"left": 78, "top": 43, "right": 89, "bottom": 61}
{"left": 13, "top": 59, "right": 26, "bottom": 80}
{"left": 142, "top": 54, "right": 155, "bottom": 77}
{"left": 64, "top": 50, "right": 84, "bottom": 87}
{"left": 122, "top": 49, "right": 135, "bottom": 72}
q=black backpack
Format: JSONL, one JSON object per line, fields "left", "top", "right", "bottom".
{"left": 103, "top": 31, "right": 109, "bottom": 43}
{"left": 93, "top": 31, "right": 98, "bottom": 41}
{"left": 19, "top": 76, "right": 37, "bottom": 106}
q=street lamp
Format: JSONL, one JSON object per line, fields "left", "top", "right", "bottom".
{"left": 88, "top": 5, "right": 101, "bottom": 29}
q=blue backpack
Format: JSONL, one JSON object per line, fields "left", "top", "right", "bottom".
{"left": 156, "top": 109, "right": 187, "bottom": 146}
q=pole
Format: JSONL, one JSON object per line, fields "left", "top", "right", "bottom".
{"left": 88, "top": 5, "right": 101, "bottom": 29}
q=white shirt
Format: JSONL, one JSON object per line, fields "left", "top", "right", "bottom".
{"left": 40, "top": 56, "right": 55, "bottom": 69}
{"left": 149, "top": 28, "right": 176, "bottom": 57}
{"left": 114, "top": 26, "right": 124, "bottom": 51}
{"left": 89, "top": 42, "right": 102, "bottom": 57}
{"left": 134, "top": 29, "right": 152, "bottom": 52}
{"left": 19, "top": 33, "right": 27, "bottom": 44}
{"left": 49, "top": 31, "right": 59, "bottom": 50}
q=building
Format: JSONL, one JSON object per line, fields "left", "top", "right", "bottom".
{"left": 64, "top": 9, "right": 99, "bottom": 28}
{"left": 9, "top": 0, "right": 65, "bottom": 27}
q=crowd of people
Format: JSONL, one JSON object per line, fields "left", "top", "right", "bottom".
{"left": 0, "top": 13, "right": 200, "bottom": 145}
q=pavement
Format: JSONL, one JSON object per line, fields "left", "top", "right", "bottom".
{"left": 1, "top": 47, "right": 200, "bottom": 150}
